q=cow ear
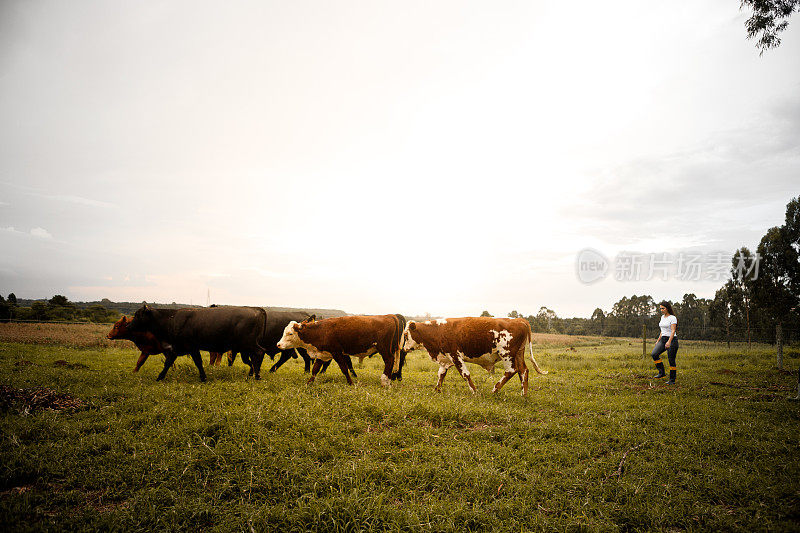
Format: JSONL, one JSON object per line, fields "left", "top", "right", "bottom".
{"left": 409, "top": 322, "right": 416, "bottom": 331}
{"left": 121, "top": 316, "right": 127, "bottom": 323}
{"left": 293, "top": 321, "right": 302, "bottom": 331}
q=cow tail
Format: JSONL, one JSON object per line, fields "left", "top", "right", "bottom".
{"left": 527, "top": 322, "right": 548, "bottom": 375}
{"left": 391, "top": 314, "right": 406, "bottom": 374}
{"left": 256, "top": 308, "right": 269, "bottom": 354}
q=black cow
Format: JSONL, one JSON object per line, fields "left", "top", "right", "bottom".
{"left": 128, "top": 304, "right": 268, "bottom": 382}
{"left": 227, "top": 312, "right": 344, "bottom": 376}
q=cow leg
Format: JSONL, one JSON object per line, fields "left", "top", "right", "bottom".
{"left": 156, "top": 351, "right": 179, "bottom": 381}
{"left": 518, "top": 367, "right": 529, "bottom": 397}
{"left": 269, "top": 350, "right": 294, "bottom": 373}
{"left": 492, "top": 371, "right": 516, "bottom": 394}
{"left": 250, "top": 352, "right": 265, "bottom": 380}
{"left": 307, "top": 358, "right": 324, "bottom": 384}
{"left": 378, "top": 353, "right": 398, "bottom": 387}
{"left": 390, "top": 351, "right": 406, "bottom": 381}
{"left": 451, "top": 354, "right": 477, "bottom": 394}
{"left": 330, "top": 352, "right": 354, "bottom": 385}
{"left": 134, "top": 351, "right": 150, "bottom": 372}
{"left": 434, "top": 364, "right": 449, "bottom": 392}
{"left": 344, "top": 355, "right": 356, "bottom": 377}
{"left": 512, "top": 348, "right": 529, "bottom": 397}
{"left": 295, "top": 347, "right": 312, "bottom": 373}
{"left": 227, "top": 351, "right": 237, "bottom": 366}
{"left": 189, "top": 350, "right": 207, "bottom": 382}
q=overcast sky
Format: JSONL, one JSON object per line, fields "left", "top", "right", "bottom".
{"left": 1, "top": 0, "right": 798, "bottom": 318}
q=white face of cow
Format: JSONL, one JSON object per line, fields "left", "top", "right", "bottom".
{"left": 277, "top": 321, "right": 303, "bottom": 350}
{"left": 401, "top": 322, "right": 421, "bottom": 351}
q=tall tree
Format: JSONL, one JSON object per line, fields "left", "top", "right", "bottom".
{"left": 741, "top": 0, "right": 800, "bottom": 54}
{"left": 782, "top": 196, "right": 800, "bottom": 295}
{"left": 730, "top": 247, "right": 758, "bottom": 346}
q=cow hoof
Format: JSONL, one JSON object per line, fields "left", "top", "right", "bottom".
{"left": 199, "top": 376, "right": 207, "bottom": 383}
{"left": 380, "top": 374, "right": 390, "bottom": 387}
{"left": 254, "top": 374, "right": 261, "bottom": 380}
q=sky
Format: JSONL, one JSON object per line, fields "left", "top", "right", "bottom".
{"left": 1, "top": 0, "right": 798, "bottom": 318}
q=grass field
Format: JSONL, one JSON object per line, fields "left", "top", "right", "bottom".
{"left": 1, "top": 324, "right": 799, "bottom": 531}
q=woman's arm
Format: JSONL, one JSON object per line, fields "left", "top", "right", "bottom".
{"left": 666, "top": 323, "right": 676, "bottom": 348}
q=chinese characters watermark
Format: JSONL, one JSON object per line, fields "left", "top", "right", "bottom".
{"left": 575, "top": 249, "right": 760, "bottom": 284}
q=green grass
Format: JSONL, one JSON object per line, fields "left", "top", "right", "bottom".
{"left": 0, "top": 338, "right": 799, "bottom": 532}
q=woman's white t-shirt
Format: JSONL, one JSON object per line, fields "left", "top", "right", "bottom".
{"left": 659, "top": 315, "right": 677, "bottom": 338}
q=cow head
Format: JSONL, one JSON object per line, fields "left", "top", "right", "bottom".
{"left": 107, "top": 316, "right": 129, "bottom": 339}
{"left": 401, "top": 321, "right": 421, "bottom": 351}
{"left": 277, "top": 321, "right": 305, "bottom": 350}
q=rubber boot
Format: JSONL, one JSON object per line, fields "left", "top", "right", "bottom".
{"left": 667, "top": 369, "right": 676, "bottom": 385}
{"left": 653, "top": 362, "right": 666, "bottom": 379}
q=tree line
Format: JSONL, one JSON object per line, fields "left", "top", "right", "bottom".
{"left": 0, "top": 294, "right": 121, "bottom": 324}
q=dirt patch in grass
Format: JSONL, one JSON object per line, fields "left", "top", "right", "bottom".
{"left": 52, "top": 360, "right": 90, "bottom": 370}
{"left": 0, "top": 385, "right": 86, "bottom": 414}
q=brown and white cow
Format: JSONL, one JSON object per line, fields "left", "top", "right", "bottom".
{"left": 277, "top": 314, "right": 406, "bottom": 387}
{"left": 401, "top": 317, "right": 547, "bottom": 396}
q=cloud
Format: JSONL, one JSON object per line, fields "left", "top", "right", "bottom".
{"left": 30, "top": 227, "right": 52, "bottom": 239}
{"left": 37, "top": 193, "right": 117, "bottom": 209}
{"left": 0, "top": 182, "right": 117, "bottom": 209}
{"left": 567, "top": 102, "right": 800, "bottom": 251}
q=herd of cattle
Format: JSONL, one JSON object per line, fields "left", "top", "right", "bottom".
{"left": 106, "top": 304, "right": 548, "bottom": 395}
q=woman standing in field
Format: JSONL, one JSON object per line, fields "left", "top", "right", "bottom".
{"left": 652, "top": 301, "right": 678, "bottom": 385}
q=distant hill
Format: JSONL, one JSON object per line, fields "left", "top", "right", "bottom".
{"left": 15, "top": 298, "right": 349, "bottom": 319}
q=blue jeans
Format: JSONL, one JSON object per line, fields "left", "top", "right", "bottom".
{"left": 652, "top": 336, "right": 678, "bottom": 369}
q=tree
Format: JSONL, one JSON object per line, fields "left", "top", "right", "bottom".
{"left": 710, "top": 286, "right": 734, "bottom": 346}
{"left": 7, "top": 293, "right": 17, "bottom": 306}
{"left": 48, "top": 295, "right": 71, "bottom": 307}
{"left": 590, "top": 308, "right": 606, "bottom": 335}
{"left": 782, "top": 196, "right": 800, "bottom": 295}
{"left": 508, "top": 310, "right": 520, "bottom": 319}
{"left": 480, "top": 310, "right": 493, "bottom": 317}
{"left": 30, "top": 301, "right": 47, "bottom": 320}
{"left": 533, "top": 306, "right": 558, "bottom": 333}
{"left": 741, "top": 0, "right": 800, "bottom": 54}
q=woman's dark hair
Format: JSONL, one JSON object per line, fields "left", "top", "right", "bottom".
{"left": 659, "top": 301, "right": 675, "bottom": 316}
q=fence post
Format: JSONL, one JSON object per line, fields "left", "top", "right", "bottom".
{"left": 642, "top": 324, "right": 647, "bottom": 359}
{"left": 776, "top": 323, "right": 783, "bottom": 370}
{"left": 793, "top": 366, "right": 800, "bottom": 401}
{"left": 726, "top": 317, "right": 730, "bottom": 349}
